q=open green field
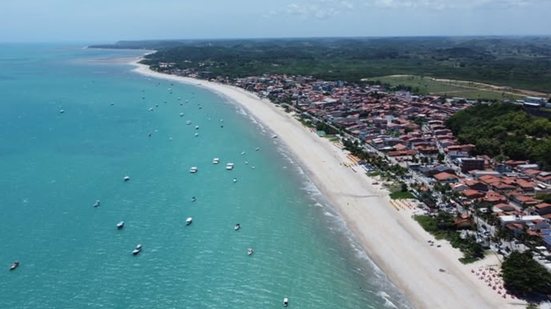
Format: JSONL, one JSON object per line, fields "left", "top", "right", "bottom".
{"left": 367, "top": 75, "right": 523, "bottom": 101}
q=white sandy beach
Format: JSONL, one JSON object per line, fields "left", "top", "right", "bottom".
{"left": 132, "top": 60, "right": 523, "bottom": 309}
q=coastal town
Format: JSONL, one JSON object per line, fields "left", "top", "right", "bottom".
{"left": 153, "top": 62, "right": 551, "bottom": 298}
{"left": 6, "top": 1, "right": 551, "bottom": 308}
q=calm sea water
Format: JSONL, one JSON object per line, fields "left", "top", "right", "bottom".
{"left": 0, "top": 44, "right": 410, "bottom": 308}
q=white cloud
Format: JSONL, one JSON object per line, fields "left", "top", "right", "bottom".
{"left": 362, "top": 0, "right": 546, "bottom": 10}
{"left": 278, "top": 0, "right": 356, "bottom": 19}
{"left": 267, "top": 0, "right": 547, "bottom": 20}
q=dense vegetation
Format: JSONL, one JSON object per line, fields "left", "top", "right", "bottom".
{"left": 93, "top": 37, "right": 551, "bottom": 92}
{"left": 501, "top": 251, "right": 551, "bottom": 299}
{"left": 446, "top": 103, "right": 551, "bottom": 170}
{"left": 414, "top": 212, "right": 484, "bottom": 263}
{"left": 389, "top": 191, "right": 415, "bottom": 200}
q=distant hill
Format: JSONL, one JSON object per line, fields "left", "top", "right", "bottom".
{"left": 91, "top": 36, "right": 551, "bottom": 93}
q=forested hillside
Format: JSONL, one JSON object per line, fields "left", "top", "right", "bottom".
{"left": 92, "top": 37, "right": 551, "bottom": 92}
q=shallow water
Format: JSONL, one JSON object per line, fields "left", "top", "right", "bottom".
{"left": 0, "top": 44, "right": 410, "bottom": 308}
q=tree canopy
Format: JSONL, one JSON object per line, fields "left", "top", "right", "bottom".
{"left": 501, "top": 251, "right": 551, "bottom": 299}
{"left": 446, "top": 103, "right": 551, "bottom": 170}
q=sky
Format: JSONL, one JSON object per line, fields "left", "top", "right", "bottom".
{"left": 1, "top": 0, "right": 551, "bottom": 42}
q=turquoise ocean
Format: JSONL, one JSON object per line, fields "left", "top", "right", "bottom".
{"left": 0, "top": 44, "right": 410, "bottom": 308}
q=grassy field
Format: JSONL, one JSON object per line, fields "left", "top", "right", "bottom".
{"left": 367, "top": 75, "right": 524, "bottom": 101}
{"left": 389, "top": 191, "right": 415, "bottom": 200}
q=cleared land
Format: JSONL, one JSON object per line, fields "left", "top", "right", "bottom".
{"left": 366, "top": 75, "right": 526, "bottom": 100}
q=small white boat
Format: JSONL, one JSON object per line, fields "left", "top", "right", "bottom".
{"left": 240, "top": 151, "right": 246, "bottom": 155}
{"left": 116, "top": 221, "right": 125, "bottom": 229}
{"left": 233, "top": 178, "right": 237, "bottom": 183}
{"left": 189, "top": 167, "right": 198, "bottom": 173}
{"left": 179, "top": 112, "right": 184, "bottom": 117}
{"left": 255, "top": 147, "right": 260, "bottom": 151}
{"left": 226, "top": 163, "right": 234, "bottom": 170}
{"left": 59, "top": 109, "right": 65, "bottom": 114}
{"left": 195, "top": 125, "right": 199, "bottom": 130}
{"left": 123, "top": 176, "right": 130, "bottom": 182}
{"left": 194, "top": 133, "right": 199, "bottom": 137}
{"left": 9, "top": 261, "right": 20, "bottom": 271}
{"left": 212, "top": 158, "right": 220, "bottom": 164}
{"left": 186, "top": 120, "right": 192, "bottom": 125}
{"left": 247, "top": 248, "right": 254, "bottom": 256}
{"left": 93, "top": 200, "right": 101, "bottom": 208}
{"left": 132, "top": 244, "right": 142, "bottom": 256}
{"left": 234, "top": 224, "right": 240, "bottom": 231}
{"left": 283, "top": 297, "right": 289, "bottom": 307}
{"left": 272, "top": 134, "right": 278, "bottom": 139}
{"left": 186, "top": 217, "right": 193, "bottom": 225}
{"left": 149, "top": 107, "right": 154, "bottom": 112}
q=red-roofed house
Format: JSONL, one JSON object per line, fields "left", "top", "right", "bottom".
{"left": 510, "top": 193, "right": 541, "bottom": 208}
{"left": 479, "top": 175, "right": 501, "bottom": 186}
{"left": 434, "top": 172, "right": 460, "bottom": 183}
{"left": 516, "top": 179, "right": 536, "bottom": 194}
{"left": 462, "top": 189, "right": 485, "bottom": 199}
{"left": 483, "top": 191, "right": 507, "bottom": 204}
{"left": 464, "top": 180, "right": 489, "bottom": 192}
{"left": 537, "top": 172, "right": 551, "bottom": 185}
{"left": 492, "top": 203, "right": 517, "bottom": 214}
{"left": 535, "top": 203, "right": 551, "bottom": 216}
{"left": 524, "top": 169, "right": 542, "bottom": 178}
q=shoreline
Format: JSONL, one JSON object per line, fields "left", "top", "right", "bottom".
{"left": 130, "top": 57, "right": 521, "bottom": 308}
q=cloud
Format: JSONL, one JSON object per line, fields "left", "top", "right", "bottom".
{"left": 361, "top": 0, "right": 544, "bottom": 10}
{"left": 270, "top": 0, "right": 356, "bottom": 19}
{"left": 265, "top": 0, "right": 547, "bottom": 20}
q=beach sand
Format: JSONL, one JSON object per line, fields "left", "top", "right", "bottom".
{"left": 132, "top": 60, "right": 523, "bottom": 309}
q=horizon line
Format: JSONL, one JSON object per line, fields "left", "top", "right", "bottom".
{"left": 3, "top": 33, "right": 551, "bottom": 45}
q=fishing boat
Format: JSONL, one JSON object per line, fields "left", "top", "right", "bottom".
{"left": 132, "top": 244, "right": 142, "bottom": 256}
{"left": 226, "top": 163, "right": 234, "bottom": 170}
{"left": 247, "top": 248, "right": 254, "bottom": 256}
{"left": 116, "top": 221, "right": 125, "bottom": 229}
{"left": 186, "top": 217, "right": 193, "bottom": 225}
{"left": 9, "top": 261, "right": 19, "bottom": 271}
{"left": 234, "top": 224, "right": 241, "bottom": 231}
{"left": 212, "top": 158, "right": 220, "bottom": 164}
{"left": 189, "top": 167, "right": 198, "bottom": 173}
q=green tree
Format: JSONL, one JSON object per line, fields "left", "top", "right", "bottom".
{"left": 502, "top": 251, "right": 551, "bottom": 298}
